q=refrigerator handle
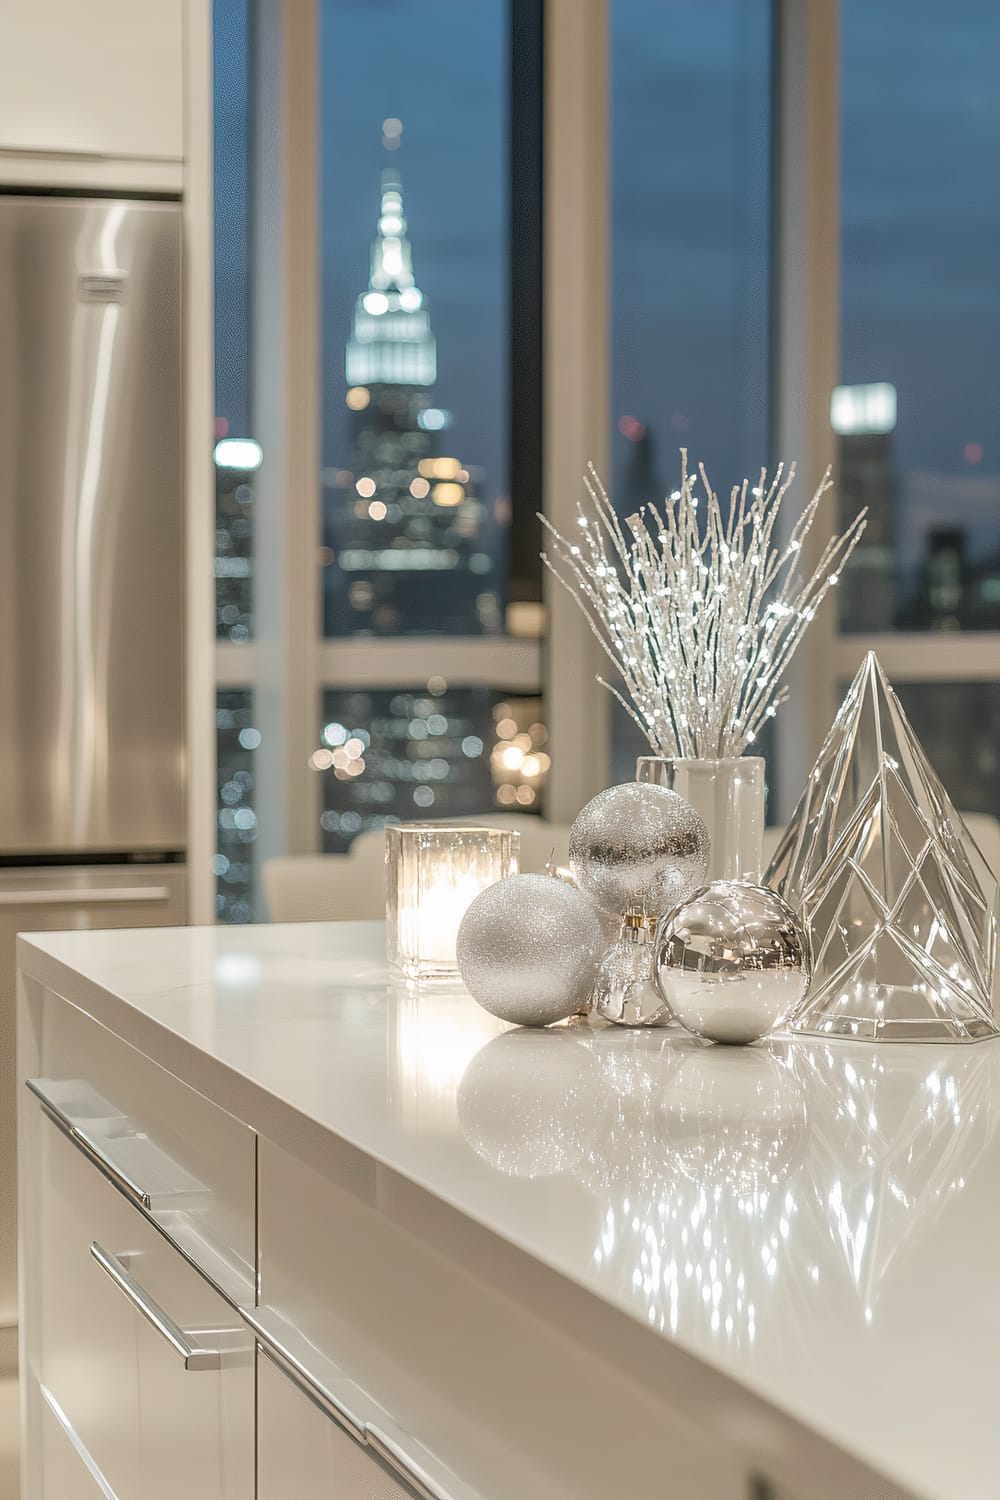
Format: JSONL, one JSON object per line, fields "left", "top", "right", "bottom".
{"left": 0, "top": 886, "right": 171, "bottom": 907}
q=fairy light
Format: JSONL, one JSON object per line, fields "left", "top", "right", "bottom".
{"left": 539, "top": 452, "right": 867, "bottom": 759}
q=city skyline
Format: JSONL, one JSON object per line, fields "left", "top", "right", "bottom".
{"left": 215, "top": 0, "right": 1000, "bottom": 557}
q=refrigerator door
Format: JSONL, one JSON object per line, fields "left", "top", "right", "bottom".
{"left": 0, "top": 862, "right": 187, "bottom": 1350}
{"left": 0, "top": 196, "right": 184, "bottom": 855}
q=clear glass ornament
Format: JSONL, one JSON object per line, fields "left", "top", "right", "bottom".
{"left": 593, "top": 912, "right": 674, "bottom": 1027}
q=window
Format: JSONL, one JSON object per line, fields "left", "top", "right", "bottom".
{"left": 838, "top": 0, "right": 1000, "bottom": 633}
{"left": 209, "top": 2, "right": 1000, "bottom": 914}
{"left": 215, "top": 690, "right": 258, "bottom": 922}
{"left": 609, "top": 0, "right": 773, "bottom": 783}
{"left": 315, "top": 0, "right": 538, "bottom": 849}
{"left": 214, "top": 0, "right": 258, "bottom": 919}
{"left": 836, "top": 0, "right": 1000, "bottom": 832}
{"left": 318, "top": 688, "right": 500, "bottom": 849}
{"left": 213, "top": 0, "right": 255, "bottom": 645}
{"left": 320, "top": 4, "right": 509, "bottom": 644}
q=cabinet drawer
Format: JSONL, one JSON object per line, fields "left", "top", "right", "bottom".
{"left": 258, "top": 1347, "right": 419, "bottom": 1500}
{"left": 33, "top": 1107, "right": 253, "bottom": 1500}
{"left": 32, "top": 984, "right": 254, "bottom": 1300}
{"left": 37, "top": 1383, "right": 114, "bottom": 1500}
{"left": 257, "top": 1140, "right": 750, "bottom": 1500}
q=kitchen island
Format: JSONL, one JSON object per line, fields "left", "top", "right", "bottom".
{"left": 16, "top": 920, "right": 1000, "bottom": 1500}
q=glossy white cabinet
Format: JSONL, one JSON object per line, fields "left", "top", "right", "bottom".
{"left": 257, "top": 1351, "right": 414, "bottom": 1500}
{"left": 20, "top": 1036, "right": 253, "bottom": 1497}
{"left": 0, "top": 0, "right": 183, "bottom": 164}
{"left": 37, "top": 1391, "right": 113, "bottom": 1500}
{"left": 36, "top": 985, "right": 257, "bottom": 1304}
{"left": 0, "top": 866, "right": 188, "bottom": 1363}
{"left": 35, "top": 1106, "right": 142, "bottom": 1497}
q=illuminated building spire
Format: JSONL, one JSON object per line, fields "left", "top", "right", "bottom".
{"left": 346, "top": 166, "right": 436, "bottom": 387}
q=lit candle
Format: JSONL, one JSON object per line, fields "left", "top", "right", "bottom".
{"left": 386, "top": 824, "right": 518, "bottom": 979}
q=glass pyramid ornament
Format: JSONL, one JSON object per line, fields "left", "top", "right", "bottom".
{"left": 767, "top": 652, "right": 999, "bottom": 1043}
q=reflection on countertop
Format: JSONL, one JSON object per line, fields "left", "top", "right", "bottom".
{"left": 456, "top": 1018, "right": 997, "bottom": 1372}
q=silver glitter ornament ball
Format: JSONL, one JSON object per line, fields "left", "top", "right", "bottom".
{"left": 456, "top": 873, "right": 605, "bottom": 1026}
{"left": 654, "top": 880, "right": 811, "bottom": 1045}
{"left": 569, "top": 782, "right": 710, "bottom": 917}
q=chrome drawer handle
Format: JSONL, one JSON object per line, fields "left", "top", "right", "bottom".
{"left": 90, "top": 1243, "right": 221, "bottom": 1371}
{"left": 242, "top": 1308, "right": 366, "bottom": 1442}
{"left": 367, "top": 1425, "right": 462, "bottom": 1500}
{"left": 244, "top": 1308, "right": 472, "bottom": 1500}
{"left": 26, "top": 1078, "right": 151, "bottom": 1209}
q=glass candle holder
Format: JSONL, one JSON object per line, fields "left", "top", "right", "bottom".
{"left": 386, "top": 824, "right": 519, "bottom": 980}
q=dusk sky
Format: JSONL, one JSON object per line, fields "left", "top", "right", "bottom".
{"left": 214, "top": 0, "right": 1000, "bottom": 585}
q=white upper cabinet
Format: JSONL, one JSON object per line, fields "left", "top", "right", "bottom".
{"left": 0, "top": 0, "right": 183, "bottom": 163}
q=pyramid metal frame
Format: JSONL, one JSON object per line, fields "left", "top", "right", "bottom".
{"left": 767, "top": 653, "right": 1000, "bottom": 1043}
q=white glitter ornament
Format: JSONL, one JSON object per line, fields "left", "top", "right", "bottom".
{"left": 569, "top": 782, "right": 710, "bottom": 917}
{"left": 456, "top": 873, "right": 605, "bottom": 1026}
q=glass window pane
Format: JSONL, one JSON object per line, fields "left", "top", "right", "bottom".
{"left": 214, "top": 0, "right": 258, "bottom": 924}
{"left": 833, "top": 680, "right": 1000, "bottom": 825}
{"left": 213, "top": 0, "right": 256, "bottom": 645}
{"left": 216, "top": 690, "right": 259, "bottom": 922}
{"left": 320, "top": 0, "right": 509, "bottom": 639}
{"left": 317, "top": 689, "right": 549, "bottom": 851}
{"left": 838, "top": 0, "right": 1000, "bottom": 631}
{"left": 895, "top": 681, "right": 1000, "bottom": 820}
{"left": 609, "top": 0, "right": 773, "bottom": 781}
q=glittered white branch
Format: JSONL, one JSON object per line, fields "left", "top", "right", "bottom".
{"left": 539, "top": 454, "right": 867, "bottom": 759}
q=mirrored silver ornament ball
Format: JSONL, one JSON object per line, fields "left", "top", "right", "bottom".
{"left": 593, "top": 913, "right": 674, "bottom": 1026}
{"left": 456, "top": 873, "right": 605, "bottom": 1027}
{"left": 654, "top": 880, "right": 811, "bottom": 1045}
{"left": 569, "top": 782, "right": 710, "bottom": 918}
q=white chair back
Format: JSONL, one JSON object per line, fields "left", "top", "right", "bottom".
{"left": 262, "top": 814, "right": 572, "bottom": 924}
{"left": 264, "top": 811, "right": 1000, "bottom": 925}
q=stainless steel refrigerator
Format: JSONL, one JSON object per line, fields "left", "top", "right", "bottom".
{"left": 0, "top": 195, "right": 186, "bottom": 1355}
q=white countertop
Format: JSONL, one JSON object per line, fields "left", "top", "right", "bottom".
{"left": 19, "top": 920, "right": 1000, "bottom": 1500}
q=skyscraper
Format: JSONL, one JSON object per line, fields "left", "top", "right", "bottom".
{"left": 317, "top": 158, "right": 507, "bottom": 851}
{"left": 830, "top": 382, "right": 897, "bottom": 632}
{"left": 323, "top": 167, "right": 499, "bottom": 637}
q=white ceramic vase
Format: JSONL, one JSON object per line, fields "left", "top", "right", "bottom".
{"left": 635, "top": 755, "right": 765, "bottom": 884}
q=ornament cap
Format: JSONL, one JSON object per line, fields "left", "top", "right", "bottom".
{"left": 621, "top": 909, "right": 656, "bottom": 939}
